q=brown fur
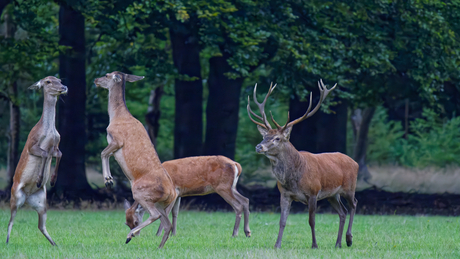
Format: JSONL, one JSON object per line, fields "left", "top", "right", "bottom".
{"left": 125, "top": 155, "right": 251, "bottom": 237}
{"left": 7, "top": 76, "right": 67, "bottom": 246}
{"left": 248, "top": 81, "right": 358, "bottom": 249}
{"left": 95, "top": 72, "right": 176, "bottom": 248}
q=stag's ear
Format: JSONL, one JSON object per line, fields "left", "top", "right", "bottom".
{"left": 28, "top": 80, "right": 42, "bottom": 90}
{"left": 126, "top": 74, "right": 145, "bottom": 82}
{"left": 257, "top": 125, "right": 270, "bottom": 137}
{"left": 113, "top": 74, "right": 122, "bottom": 83}
{"left": 282, "top": 125, "right": 293, "bottom": 140}
{"left": 124, "top": 199, "right": 131, "bottom": 211}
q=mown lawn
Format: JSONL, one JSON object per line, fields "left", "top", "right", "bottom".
{"left": 0, "top": 209, "right": 459, "bottom": 258}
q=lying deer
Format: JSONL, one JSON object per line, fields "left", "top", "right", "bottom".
{"left": 247, "top": 81, "right": 358, "bottom": 249}
{"left": 6, "top": 76, "right": 67, "bottom": 245}
{"left": 124, "top": 155, "right": 251, "bottom": 237}
{"left": 95, "top": 71, "right": 177, "bottom": 248}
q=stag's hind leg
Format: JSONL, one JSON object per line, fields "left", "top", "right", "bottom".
{"left": 6, "top": 188, "right": 26, "bottom": 244}
{"left": 27, "top": 188, "right": 56, "bottom": 246}
{"left": 343, "top": 193, "right": 358, "bottom": 247}
{"left": 327, "top": 194, "right": 348, "bottom": 248}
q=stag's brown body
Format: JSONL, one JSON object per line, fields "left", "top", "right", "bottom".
{"left": 248, "top": 81, "right": 358, "bottom": 249}
{"left": 95, "top": 72, "right": 177, "bottom": 249}
{"left": 125, "top": 155, "right": 251, "bottom": 237}
{"left": 7, "top": 76, "right": 67, "bottom": 246}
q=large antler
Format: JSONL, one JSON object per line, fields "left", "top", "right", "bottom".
{"left": 247, "top": 83, "right": 277, "bottom": 129}
{"left": 282, "top": 79, "right": 336, "bottom": 130}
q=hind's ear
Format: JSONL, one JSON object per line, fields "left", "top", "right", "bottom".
{"left": 126, "top": 74, "right": 145, "bottom": 82}
{"left": 124, "top": 199, "right": 131, "bottom": 211}
{"left": 28, "top": 80, "right": 42, "bottom": 90}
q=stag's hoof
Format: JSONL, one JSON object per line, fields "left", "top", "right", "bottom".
{"left": 125, "top": 238, "right": 131, "bottom": 244}
{"left": 245, "top": 231, "right": 251, "bottom": 237}
{"left": 36, "top": 182, "right": 42, "bottom": 188}
{"left": 347, "top": 240, "right": 352, "bottom": 247}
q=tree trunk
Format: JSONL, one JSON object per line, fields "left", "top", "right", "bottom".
{"left": 203, "top": 56, "right": 244, "bottom": 159}
{"left": 289, "top": 90, "right": 348, "bottom": 154}
{"left": 145, "top": 86, "right": 164, "bottom": 146}
{"left": 351, "top": 107, "right": 376, "bottom": 182}
{"left": 6, "top": 82, "right": 19, "bottom": 189}
{"left": 54, "top": 3, "right": 93, "bottom": 199}
{"left": 4, "top": 8, "right": 20, "bottom": 190}
{"left": 170, "top": 18, "right": 203, "bottom": 159}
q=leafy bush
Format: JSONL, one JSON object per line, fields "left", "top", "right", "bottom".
{"left": 367, "top": 107, "right": 460, "bottom": 167}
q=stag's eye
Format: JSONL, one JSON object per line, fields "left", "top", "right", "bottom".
{"left": 46, "top": 81, "right": 51, "bottom": 84}
{"left": 134, "top": 221, "right": 138, "bottom": 225}
{"left": 274, "top": 137, "right": 280, "bottom": 141}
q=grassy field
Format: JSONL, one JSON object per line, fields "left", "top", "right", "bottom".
{"left": 0, "top": 209, "right": 459, "bottom": 258}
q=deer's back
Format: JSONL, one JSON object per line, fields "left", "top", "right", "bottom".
{"left": 162, "top": 155, "right": 239, "bottom": 196}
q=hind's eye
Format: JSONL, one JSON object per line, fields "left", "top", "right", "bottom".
{"left": 46, "top": 81, "right": 51, "bottom": 84}
{"left": 275, "top": 137, "right": 280, "bottom": 141}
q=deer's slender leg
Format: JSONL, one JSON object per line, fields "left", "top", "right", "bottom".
{"left": 126, "top": 202, "right": 161, "bottom": 243}
{"left": 155, "top": 197, "right": 179, "bottom": 236}
{"left": 50, "top": 147, "right": 62, "bottom": 187}
{"left": 27, "top": 188, "right": 56, "bottom": 246}
{"left": 216, "top": 188, "right": 244, "bottom": 237}
{"left": 171, "top": 197, "right": 181, "bottom": 236}
{"left": 156, "top": 204, "right": 173, "bottom": 249}
{"left": 274, "top": 193, "right": 292, "bottom": 249}
{"left": 344, "top": 194, "right": 358, "bottom": 247}
{"left": 101, "top": 137, "right": 120, "bottom": 188}
{"left": 308, "top": 195, "right": 318, "bottom": 249}
{"left": 327, "top": 194, "right": 347, "bottom": 248}
{"left": 6, "top": 189, "right": 26, "bottom": 244}
{"left": 233, "top": 190, "right": 251, "bottom": 237}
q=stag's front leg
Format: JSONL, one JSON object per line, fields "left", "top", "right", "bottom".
{"left": 274, "top": 193, "right": 292, "bottom": 249}
{"left": 29, "top": 144, "right": 48, "bottom": 188}
{"left": 50, "top": 147, "right": 62, "bottom": 187}
{"left": 308, "top": 195, "right": 318, "bottom": 249}
{"left": 101, "top": 137, "right": 120, "bottom": 188}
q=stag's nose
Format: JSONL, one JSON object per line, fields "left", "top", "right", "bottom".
{"left": 256, "top": 144, "right": 263, "bottom": 153}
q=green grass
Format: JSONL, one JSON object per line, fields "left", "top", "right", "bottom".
{"left": 0, "top": 209, "right": 459, "bottom": 258}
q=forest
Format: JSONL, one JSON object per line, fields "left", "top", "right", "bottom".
{"left": 1, "top": 0, "right": 460, "bottom": 206}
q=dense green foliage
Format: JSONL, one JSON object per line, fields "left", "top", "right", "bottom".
{"left": 367, "top": 107, "right": 460, "bottom": 167}
{"left": 1, "top": 209, "right": 459, "bottom": 258}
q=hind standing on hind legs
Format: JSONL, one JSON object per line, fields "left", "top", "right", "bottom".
{"left": 95, "top": 71, "right": 177, "bottom": 249}
{"left": 6, "top": 76, "right": 67, "bottom": 246}
{"left": 247, "top": 80, "right": 358, "bottom": 249}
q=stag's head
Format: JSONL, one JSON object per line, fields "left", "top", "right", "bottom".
{"left": 29, "top": 76, "right": 68, "bottom": 96}
{"left": 124, "top": 200, "right": 144, "bottom": 235}
{"left": 94, "top": 71, "right": 144, "bottom": 90}
{"left": 247, "top": 80, "right": 336, "bottom": 158}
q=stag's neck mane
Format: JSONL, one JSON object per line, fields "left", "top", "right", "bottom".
{"left": 108, "top": 81, "right": 131, "bottom": 122}
{"left": 269, "top": 142, "right": 305, "bottom": 184}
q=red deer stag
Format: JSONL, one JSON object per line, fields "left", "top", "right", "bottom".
{"left": 94, "top": 72, "right": 177, "bottom": 248}
{"left": 247, "top": 80, "right": 358, "bottom": 249}
{"left": 124, "top": 155, "right": 251, "bottom": 237}
{"left": 7, "top": 76, "right": 67, "bottom": 245}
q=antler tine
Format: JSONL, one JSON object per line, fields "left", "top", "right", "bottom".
{"left": 286, "top": 79, "right": 336, "bottom": 128}
{"left": 247, "top": 98, "right": 270, "bottom": 129}
{"left": 250, "top": 83, "right": 274, "bottom": 129}
{"left": 270, "top": 111, "right": 282, "bottom": 129}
